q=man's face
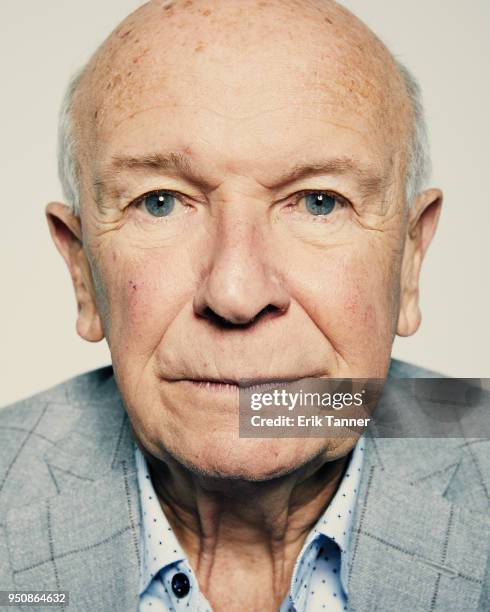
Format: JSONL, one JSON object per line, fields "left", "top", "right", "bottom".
{"left": 49, "top": 1, "right": 439, "bottom": 479}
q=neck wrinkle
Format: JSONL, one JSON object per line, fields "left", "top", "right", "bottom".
{"left": 145, "top": 447, "right": 350, "bottom": 592}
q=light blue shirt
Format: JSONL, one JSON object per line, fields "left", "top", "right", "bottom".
{"left": 135, "top": 440, "right": 365, "bottom": 611}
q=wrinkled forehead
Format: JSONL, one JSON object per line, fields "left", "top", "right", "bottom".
{"left": 73, "top": 0, "right": 411, "bottom": 189}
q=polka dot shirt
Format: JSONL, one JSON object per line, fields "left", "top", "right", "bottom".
{"left": 135, "top": 439, "right": 365, "bottom": 611}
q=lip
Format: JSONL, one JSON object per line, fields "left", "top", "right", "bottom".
{"left": 170, "top": 376, "right": 310, "bottom": 391}
{"left": 182, "top": 380, "right": 241, "bottom": 393}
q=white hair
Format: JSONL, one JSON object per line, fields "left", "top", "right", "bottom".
{"left": 57, "top": 61, "right": 431, "bottom": 215}
{"left": 58, "top": 67, "right": 85, "bottom": 215}
{"left": 396, "top": 60, "right": 432, "bottom": 207}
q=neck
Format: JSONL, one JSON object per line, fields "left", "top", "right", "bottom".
{"left": 139, "top": 443, "right": 351, "bottom": 610}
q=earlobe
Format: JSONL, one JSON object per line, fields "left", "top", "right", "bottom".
{"left": 396, "top": 188, "right": 443, "bottom": 338}
{"left": 45, "top": 202, "right": 105, "bottom": 343}
{"left": 396, "top": 298, "right": 421, "bottom": 337}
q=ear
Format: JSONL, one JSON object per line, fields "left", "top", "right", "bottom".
{"left": 396, "top": 188, "right": 443, "bottom": 337}
{"left": 45, "top": 202, "right": 104, "bottom": 342}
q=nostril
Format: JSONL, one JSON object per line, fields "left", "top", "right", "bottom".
{"left": 199, "top": 304, "right": 282, "bottom": 328}
{"left": 200, "top": 307, "right": 239, "bottom": 328}
{"left": 258, "top": 304, "right": 281, "bottom": 318}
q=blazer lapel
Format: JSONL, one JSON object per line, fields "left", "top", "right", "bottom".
{"left": 5, "top": 371, "right": 488, "bottom": 611}
{"left": 5, "top": 381, "right": 142, "bottom": 612}
{"left": 344, "top": 434, "right": 489, "bottom": 611}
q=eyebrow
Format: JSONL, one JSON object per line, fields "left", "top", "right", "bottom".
{"left": 111, "top": 152, "right": 194, "bottom": 175}
{"left": 93, "top": 152, "right": 205, "bottom": 203}
{"left": 270, "top": 157, "right": 387, "bottom": 198}
{"left": 94, "top": 151, "right": 386, "bottom": 203}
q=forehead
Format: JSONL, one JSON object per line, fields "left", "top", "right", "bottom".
{"left": 76, "top": 0, "right": 410, "bottom": 183}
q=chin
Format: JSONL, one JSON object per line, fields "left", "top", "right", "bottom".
{"left": 161, "top": 435, "right": 335, "bottom": 482}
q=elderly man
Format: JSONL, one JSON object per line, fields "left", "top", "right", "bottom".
{"left": 1, "top": 1, "right": 488, "bottom": 611}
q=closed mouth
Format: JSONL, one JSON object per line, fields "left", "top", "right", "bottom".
{"left": 177, "top": 376, "right": 307, "bottom": 391}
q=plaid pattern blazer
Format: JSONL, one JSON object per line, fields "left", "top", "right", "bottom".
{"left": 0, "top": 360, "right": 489, "bottom": 611}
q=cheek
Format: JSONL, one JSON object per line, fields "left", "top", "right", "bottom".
{"left": 340, "top": 283, "right": 386, "bottom": 360}
{"left": 290, "top": 245, "right": 398, "bottom": 372}
{"left": 330, "top": 271, "right": 394, "bottom": 373}
{"left": 343, "top": 296, "right": 376, "bottom": 344}
{"left": 97, "top": 249, "right": 187, "bottom": 357}
{"left": 341, "top": 274, "right": 379, "bottom": 326}
{"left": 328, "top": 266, "right": 381, "bottom": 334}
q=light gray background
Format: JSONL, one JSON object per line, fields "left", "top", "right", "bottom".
{"left": 1, "top": 0, "right": 489, "bottom": 406}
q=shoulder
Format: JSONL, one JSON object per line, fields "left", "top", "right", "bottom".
{"left": 387, "top": 357, "right": 445, "bottom": 378}
{"left": 377, "top": 359, "right": 490, "bottom": 508}
{"left": 0, "top": 366, "right": 117, "bottom": 442}
{"left": 0, "top": 366, "right": 118, "bottom": 509}
{"left": 0, "top": 365, "right": 116, "bottom": 419}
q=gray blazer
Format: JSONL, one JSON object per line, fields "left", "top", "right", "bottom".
{"left": 0, "top": 360, "right": 488, "bottom": 611}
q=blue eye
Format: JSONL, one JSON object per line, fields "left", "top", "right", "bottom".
{"left": 142, "top": 192, "right": 176, "bottom": 217}
{"left": 304, "top": 192, "right": 336, "bottom": 216}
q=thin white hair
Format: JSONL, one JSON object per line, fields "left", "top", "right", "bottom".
{"left": 396, "top": 60, "right": 432, "bottom": 207}
{"left": 58, "top": 67, "right": 85, "bottom": 215}
{"left": 57, "top": 61, "right": 431, "bottom": 215}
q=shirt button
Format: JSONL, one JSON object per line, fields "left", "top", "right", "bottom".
{"left": 171, "top": 572, "right": 190, "bottom": 598}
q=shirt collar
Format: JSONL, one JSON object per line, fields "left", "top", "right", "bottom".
{"left": 135, "top": 437, "right": 365, "bottom": 599}
{"left": 314, "top": 436, "right": 365, "bottom": 556}
{"left": 135, "top": 444, "right": 188, "bottom": 595}
{"left": 289, "top": 437, "right": 365, "bottom": 602}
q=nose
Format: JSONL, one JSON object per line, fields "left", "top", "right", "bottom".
{"left": 193, "top": 213, "right": 290, "bottom": 327}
